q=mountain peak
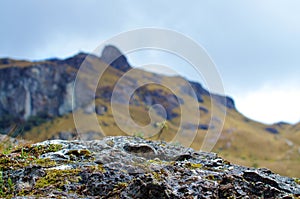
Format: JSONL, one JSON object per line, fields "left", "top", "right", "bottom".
{"left": 100, "top": 45, "right": 131, "bottom": 72}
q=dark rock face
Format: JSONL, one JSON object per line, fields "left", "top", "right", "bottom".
{"left": 198, "top": 124, "right": 209, "bottom": 130}
{"left": 275, "top": 121, "right": 291, "bottom": 127}
{"left": 189, "top": 81, "right": 209, "bottom": 102}
{"left": 223, "top": 96, "right": 236, "bottom": 109}
{"left": 181, "top": 81, "right": 236, "bottom": 110}
{"left": 95, "top": 104, "right": 108, "bottom": 115}
{"left": 101, "top": 45, "right": 131, "bottom": 72}
{"left": 133, "top": 87, "right": 181, "bottom": 120}
{"left": 62, "top": 52, "right": 88, "bottom": 69}
{"left": 0, "top": 47, "right": 131, "bottom": 127}
{"left": 212, "top": 94, "right": 236, "bottom": 110}
{"left": 0, "top": 136, "right": 299, "bottom": 198}
{"left": 265, "top": 127, "right": 280, "bottom": 134}
{"left": 0, "top": 63, "right": 76, "bottom": 122}
{"left": 0, "top": 58, "right": 11, "bottom": 65}
{"left": 199, "top": 106, "right": 209, "bottom": 113}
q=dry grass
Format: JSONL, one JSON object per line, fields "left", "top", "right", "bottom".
{"left": 9, "top": 58, "right": 299, "bottom": 178}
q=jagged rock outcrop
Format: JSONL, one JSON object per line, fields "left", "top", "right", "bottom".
{"left": 132, "top": 86, "right": 181, "bottom": 120}
{"left": 180, "top": 81, "right": 236, "bottom": 109}
{"left": 0, "top": 136, "right": 299, "bottom": 198}
{"left": 0, "top": 54, "right": 97, "bottom": 128}
{"left": 101, "top": 45, "right": 131, "bottom": 72}
{"left": 212, "top": 94, "right": 236, "bottom": 110}
{"left": 265, "top": 127, "right": 280, "bottom": 134}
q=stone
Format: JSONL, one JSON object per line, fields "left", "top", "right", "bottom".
{"left": 100, "top": 45, "right": 131, "bottom": 72}
{"left": 0, "top": 136, "right": 299, "bottom": 198}
{"left": 95, "top": 105, "right": 107, "bottom": 115}
{"left": 265, "top": 127, "right": 279, "bottom": 134}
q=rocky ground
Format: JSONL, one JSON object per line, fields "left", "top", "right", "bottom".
{"left": 0, "top": 136, "right": 299, "bottom": 198}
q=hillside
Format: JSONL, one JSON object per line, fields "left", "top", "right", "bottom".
{"left": 0, "top": 45, "right": 299, "bottom": 177}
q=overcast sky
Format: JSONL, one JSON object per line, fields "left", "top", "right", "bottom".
{"left": 1, "top": 0, "right": 300, "bottom": 124}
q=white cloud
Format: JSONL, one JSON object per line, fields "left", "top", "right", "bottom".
{"left": 1, "top": 0, "right": 300, "bottom": 125}
{"left": 234, "top": 82, "right": 300, "bottom": 124}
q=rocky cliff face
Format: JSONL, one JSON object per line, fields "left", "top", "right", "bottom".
{"left": 0, "top": 62, "right": 76, "bottom": 123}
{"left": 0, "top": 48, "right": 125, "bottom": 128}
{"left": 100, "top": 45, "right": 132, "bottom": 72}
{"left": 0, "top": 45, "right": 234, "bottom": 130}
{"left": 0, "top": 136, "right": 299, "bottom": 198}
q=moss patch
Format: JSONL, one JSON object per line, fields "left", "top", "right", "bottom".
{"left": 35, "top": 169, "right": 81, "bottom": 189}
{"left": 185, "top": 162, "right": 202, "bottom": 169}
{"left": 14, "top": 143, "right": 63, "bottom": 157}
{"left": 294, "top": 178, "right": 300, "bottom": 185}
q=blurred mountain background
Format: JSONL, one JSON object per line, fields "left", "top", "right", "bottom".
{"left": 0, "top": 45, "right": 299, "bottom": 177}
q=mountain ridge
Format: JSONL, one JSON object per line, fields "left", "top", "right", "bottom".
{"left": 0, "top": 45, "right": 299, "bottom": 177}
{"left": 0, "top": 47, "right": 234, "bottom": 124}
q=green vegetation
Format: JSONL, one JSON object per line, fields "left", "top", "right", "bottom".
{"left": 294, "top": 178, "right": 300, "bottom": 185}
{"left": 206, "top": 174, "right": 216, "bottom": 181}
{"left": 152, "top": 171, "right": 163, "bottom": 181}
{"left": 115, "top": 182, "right": 128, "bottom": 189}
{"left": 0, "top": 143, "right": 63, "bottom": 171}
{"left": 85, "top": 164, "right": 106, "bottom": 173}
{"left": 148, "top": 121, "right": 169, "bottom": 140}
{"left": 252, "top": 162, "right": 259, "bottom": 168}
{"left": 0, "top": 139, "right": 108, "bottom": 197}
{"left": 35, "top": 169, "right": 81, "bottom": 189}
{"left": 1, "top": 143, "right": 12, "bottom": 155}
{"left": 134, "top": 132, "right": 144, "bottom": 138}
{"left": 0, "top": 170, "right": 14, "bottom": 198}
{"left": 0, "top": 126, "right": 28, "bottom": 159}
{"left": 0, "top": 170, "right": 4, "bottom": 196}
{"left": 13, "top": 143, "right": 63, "bottom": 158}
{"left": 185, "top": 162, "right": 202, "bottom": 169}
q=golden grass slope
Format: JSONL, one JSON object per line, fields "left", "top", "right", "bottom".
{"left": 2, "top": 55, "right": 299, "bottom": 178}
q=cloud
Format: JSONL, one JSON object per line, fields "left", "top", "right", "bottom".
{"left": 234, "top": 81, "right": 300, "bottom": 124}
{"left": 0, "top": 0, "right": 131, "bottom": 59}
{"left": 1, "top": 0, "right": 300, "bottom": 123}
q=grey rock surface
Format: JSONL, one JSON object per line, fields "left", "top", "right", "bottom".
{"left": 0, "top": 63, "right": 76, "bottom": 120}
{"left": 0, "top": 136, "right": 299, "bottom": 198}
{"left": 101, "top": 45, "right": 131, "bottom": 72}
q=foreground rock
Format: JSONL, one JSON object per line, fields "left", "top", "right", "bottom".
{"left": 0, "top": 136, "right": 299, "bottom": 198}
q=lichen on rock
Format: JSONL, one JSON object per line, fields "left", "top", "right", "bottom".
{"left": 0, "top": 136, "right": 299, "bottom": 198}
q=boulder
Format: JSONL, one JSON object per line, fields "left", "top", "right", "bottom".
{"left": 0, "top": 136, "right": 299, "bottom": 198}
